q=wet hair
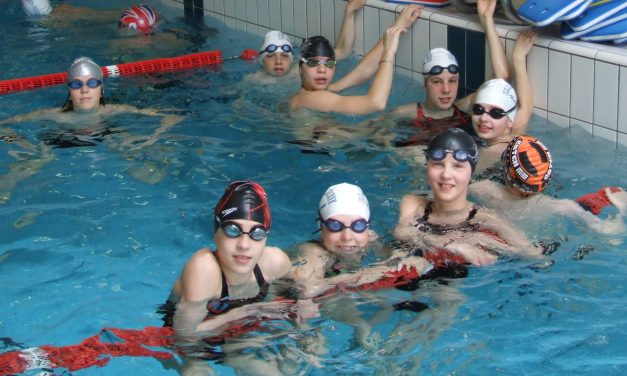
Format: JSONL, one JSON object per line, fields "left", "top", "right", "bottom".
{"left": 213, "top": 181, "right": 271, "bottom": 232}
{"left": 426, "top": 128, "right": 479, "bottom": 172}
{"left": 300, "top": 36, "right": 335, "bottom": 63}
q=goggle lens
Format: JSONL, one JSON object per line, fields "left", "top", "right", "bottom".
{"left": 68, "top": 78, "right": 102, "bottom": 90}
{"left": 322, "top": 218, "right": 369, "bottom": 233}
{"left": 472, "top": 104, "right": 516, "bottom": 120}
{"left": 221, "top": 222, "right": 268, "bottom": 241}
{"left": 424, "top": 64, "right": 459, "bottom": 75}
{"left": 262, "top": 44, "right": 293, "bottom": 54}
{"left": 425, "top": 147, "right": 471, "bottom": 163}
{"left": 303, "top": 58, "right": 336, "bottom": 69}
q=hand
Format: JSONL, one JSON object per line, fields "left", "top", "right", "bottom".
{"left": 393, "top": 4, "right": 422, "bottom": 30}
{"left": 513, "top": 30, "right": 537, "bottom": 61}
{"left": 477, "top": 0, "right": 497, "bottom": 23}
{"left": 346, "top": 0, "right": 367, "bottom": 14}
{"left": 397, "top": 256, "right": 433, "bottom": 275}
{"left": 382, "top": 24, "right": 406, "bottom": 56}
{"left": 606, "top": 187, "right": 627, "bottom": 214}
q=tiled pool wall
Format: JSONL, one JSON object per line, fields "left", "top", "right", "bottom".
{"left": 162, "top": 0, "right": 627, "bottom": 148}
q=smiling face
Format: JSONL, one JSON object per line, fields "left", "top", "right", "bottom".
{"left": 423, "top": 71, "right": 459, "bottom": 112}
{"left": 320, "top": 214, "right": 370, "bottom": 255}
{"left": 262, "top": 52, "right": 293, "bottom": 76}
{"left": 68, "top": 75, "right": 102, "bottom": 112}
{"left": 299, "top": 57, "right": 335, "bottom": 91}
{"left": 427, "top": 154, "right": 472, "bottom": 206}
{"left": 214, "top": 219, "right": 267, "bottom": 276}
{"left": 471, "top": 102, "right": 513, "bottom": 141}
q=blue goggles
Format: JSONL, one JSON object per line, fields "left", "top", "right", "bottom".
{"left": 423, "top": 64, "right": 459, "bottom": 76}
{"left": 301, "top": 58, "right": 336, "bottom": 68}
{"left": 67, "top": 78, "right": 102, "bottom": 90}
{"left": 322, "top": 218, "right": 369, "bottom": 233}
{"left": 262, "top": 44, "right": 293, "bottom": 54}
{"left": 220, "top": 221, "right": 268, "bottom": 241}
{"left": 425, "top": 147, "right": 475, "bottom": 164}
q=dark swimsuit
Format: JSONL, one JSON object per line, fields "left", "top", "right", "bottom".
{"left": 414, "top": 201, "right": 480, "bottom": 235}
{"left": 395, "top": 104, "right": 475, "bottom": 147}
{"left": 205, "top": 264, "right": 269, "bottom": 317}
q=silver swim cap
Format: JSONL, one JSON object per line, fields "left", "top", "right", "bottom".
{"left": 22, "top": 0, "right": 52, "bottom": 16}
{"left": 67, "top": 57, "right": 103, "bottom": 81}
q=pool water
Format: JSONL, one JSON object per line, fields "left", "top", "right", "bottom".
{"left": 1, "top": 1, "right": 627, "bottom": 375}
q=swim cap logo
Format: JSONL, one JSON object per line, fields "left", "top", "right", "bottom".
{"left": 221, "top": 207, "right": 238, "bottom": 217}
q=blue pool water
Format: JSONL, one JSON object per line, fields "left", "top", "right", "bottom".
{"left": 1, "top": 1, "right": 627, "bottom": 375}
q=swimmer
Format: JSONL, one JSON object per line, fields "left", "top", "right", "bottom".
{"left": 167, "top": 181, "right": 292, "bottom": 336}
{"left": 394, "top": 128, "right": 545, "bottom": 266}
{"left": 471, "top": 30, "right": 537, "bottom": 173}
{"left": 246, "top": 0, "right": 367, "bottom": 83}
{"left": 469, "top": 135, "right": 627, "bottom": 235}
{"left": 289, "top": 5, "right": 422, "bottom": 115}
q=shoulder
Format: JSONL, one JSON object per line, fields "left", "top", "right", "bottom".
{"left": 398, "top": 194, "right": 428, "bottom": 221}
{"left": 392, "top": 103, "right": 417, "bottom": 116}
{"left": 259, "top": 246, "right": 291, "bottom": 280}
{"left": 182, "top": 248, "right": 220, "bottom": 277}
{"left": 178, "top": 247, "right": 222, "bottom": 302}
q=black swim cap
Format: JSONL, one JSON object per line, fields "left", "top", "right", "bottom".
{"left": 214, "top": 181, "right": 271, "bottom": 232}
{"left": 426, "top": 128, "right": 478, "bottom": 172}
{"left": 301, "top": 36, "right": 335, "bottom": 61}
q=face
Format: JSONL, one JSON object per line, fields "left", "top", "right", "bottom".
{"left": 262, "top": 52, "right": 292, "bottom": 76}
{"left": 68, "top": 75, "right": 102, "bottom": 112}
{"left": 214, "top": 219, "right": 267, "bottom": 275}
{"left": 427, "top": 154, "right": 472, "bottom": 205}
{"left": 471, "top": 102, "right": 513, "bottom": 141}
{"left": 424, "top": 71, "right": 459, "bottom": 111}
{"left": 299, "top": 56, "right": 335, "bottom": 91}
{"left": 321, "top": 214, "right": 369, "bottom": 255}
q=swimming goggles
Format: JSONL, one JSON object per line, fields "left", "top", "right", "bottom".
{"left": 301, "top": 58, "right": 336, "bottom": 68}
{"left": 472, "top": 103, "right": 517, "bottom": 120}
{"left": 67, "top": 78, "right": 102, "bottom": 90}
{"left": 220, "top": 221, "right": 268, "bottom": 241}
{"left": 423, "top": 64, "right": 459, "bottom": 75}
{"left": 322, "top": 218, "right": 369, "bottom": 233}
{"left": 425, "top": 147, "right": 475, "bottom": 163}
{"left": 261, "top": 44, "right": 293, "bottom": 54}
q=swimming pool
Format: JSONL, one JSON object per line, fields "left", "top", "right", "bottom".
{"left": 1, "top": 1, "right": 627, "bottom": 374}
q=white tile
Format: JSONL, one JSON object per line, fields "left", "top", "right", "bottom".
{"left": 570, "top": 56, "right": 594, "bottom": 124}
{"left": 320, "top": 0, "right": 335, "bottom": 46}
{"left": 532, "top": 107, "right": 548, "bottom": 120}
{"left": 281, "top": 0, "right": 295, "bottom": 37}
{"left": 224, "top": 0, "right": 235, "bottom": 17}
{"left": 547, "top": 50, "right": 571, "bottom": 117}
{"left": 547, "top": 112, "right": 570, "bottom": 129}
{"left": 412, "top": 19, "right": 429, "bottom": 75}
{"left": 247, "top": 0, "right": 258, "bottom": 23}
{"left": 396, "top": 66, "right": 411, "bottom": 79}
{"left": 255, "top": 0, "right": 269, "bottom": 26}
{"left": 396, "top": 14, "right": 412, "bottom": 71}
{"left": 593, "top": 61, "right": 619, "bottom": 131}
{"left": 593, "top": 125, "right": 618, "bottom": 144}
{"left": 203, "top": 0, "right": 213, "bottom": 12}
{"left": 224, "top": 17, "right": 236, "bottom": 29}
{"left": 268, "top": 0, "right": 281, "bottom": 30}
{"left": 214, "top": 0, "right": 224, "bottom": 15}
{"left": 429, "top": 22, "right": 447, "bottom": 50}
{"left": 527, "top": 45, "right": 548, "bottom": 111}
{"left": 353, "top": 2, "right": 365, "bottom": 56}
{"left": 363, "top": 7, "right": 380, "bottom": 55}
{"left": 235, "top": 0, "right": 246, "bottom": 20}
{"left": 307, "top": 0, "right": 321, "bottom": 37}
{"left": 246, "top": 23, "right": 259, "bottom": 35}
{"left": 548, "top": 39, "right": 597, "bottom": 59}
{"left": 618, "top": 132, "right": 627, "bottom": 148}
{"left": 432, "top": 12, "right": 470, "bottom": 29}
{"left": 236, "top": 19, "right": 247, "bottom": 31}
{"left": 333, "top": 0, "right": 344, "bottom": 43}
{"left": 571, "top": 118, "right": 593, "bottom": 134}
{"left": 619, "top": 66, "right": 627, "bottom": 135}
{"left": 294, "top": 0, "right": 307, "bottom": 38}
{"left": 596, "top": 50, "right": 627, "bottom": 67}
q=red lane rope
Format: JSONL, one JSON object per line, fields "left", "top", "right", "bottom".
{"left": 0, "top": 49, "right": 264, "bottom": 96}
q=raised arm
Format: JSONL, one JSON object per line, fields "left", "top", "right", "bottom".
{"left": 478, "top": 0, "right": 509, "bottom": 80}
{"left": 329, "top": 4, "right": 422, "bottom": 93}
{"left": 334, "top": 0, "right": 367, "bottom": 60}
{"left": 511, "top": 30, "right": 536, "bottom": 134}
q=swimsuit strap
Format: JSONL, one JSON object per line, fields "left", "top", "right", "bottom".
{"left": 466, "top": 205, "right": 478, "bottom": 221}
{"left": 219, "top": 271, "right": 229, "bottom": 299}
{"left": 421, "top": 201, "right": 433, "bottom": 222}
{"left": 253, "top": 264, "right": 267, "bottom": 289}
{"left": 220, "top": 264, "right": 267, "bottom": 298}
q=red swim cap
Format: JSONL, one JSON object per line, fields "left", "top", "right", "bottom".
{"left": 214, "top": 181, "right": 272, "bottom": 231}
{"left": 119, "top": 5, "right": 159, "bottom": 34}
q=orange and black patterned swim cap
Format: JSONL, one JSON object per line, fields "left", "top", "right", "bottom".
{"left": 503, "top": 135, "right": 553, "bottom": 194}
{"left": 214, "top": 181, "right": 271, "bottom": 231}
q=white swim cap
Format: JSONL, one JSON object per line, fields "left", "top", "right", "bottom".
{"left": 68, "top": 57, "right": 103, "bottom": 81}
{"left": 423, "top": 48, "right": 458, "bottom": 75}
{"left": 318, "top": 183, "right": 370, "bottom": 221}
{"left": 475, "top": 78, "right": 518, "bottom": 121}
{"left": 259, "top": 30, "right": 293, "bottom": 65}
{"left": 22, "top": 0, "right": 52, "bottom": 16}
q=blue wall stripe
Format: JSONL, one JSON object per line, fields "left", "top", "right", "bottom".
{"left": 447, "top": 25, "right": 486, "bottom": 97}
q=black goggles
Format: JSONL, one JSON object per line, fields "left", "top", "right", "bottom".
{"left": 472, "top": 103, "right": 517, "bottom": 120}
{"left": 425, "top": 147, "right": 474, "bottom": 163}
{"left": 262, "top": 44, "right": 293, "bottom": 54}
{"left": 220, "top": 221, "right": 268, "bottom": 241}
{"left": 322, "top": 218, "right": 369, "bottom": 233}
{"left": 67, "top": 78, "right": 102, "bottom": 90}
{"left": 301, "top": 58, "right": 336, "bottom": 68}
{"left": 423, "top": 64, "right": 459, "bottom": 75}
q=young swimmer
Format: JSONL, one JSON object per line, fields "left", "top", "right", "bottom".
{"left": 394, "top": 128, "right": 545, "bottom": 266}
{"left": 471, "top": 30, "right": 537, "bottom": 173}
{"left": 289, "top": 5, "right": 422, "bottom": 115}
{"left": 168, "top": 181, "right": 292, "bottom": 336}
{"left": 469, "top": 135, "right": 627, "bottom": 235}
{"left": 247, "top": 0, "right": 367, "bottom": 83}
